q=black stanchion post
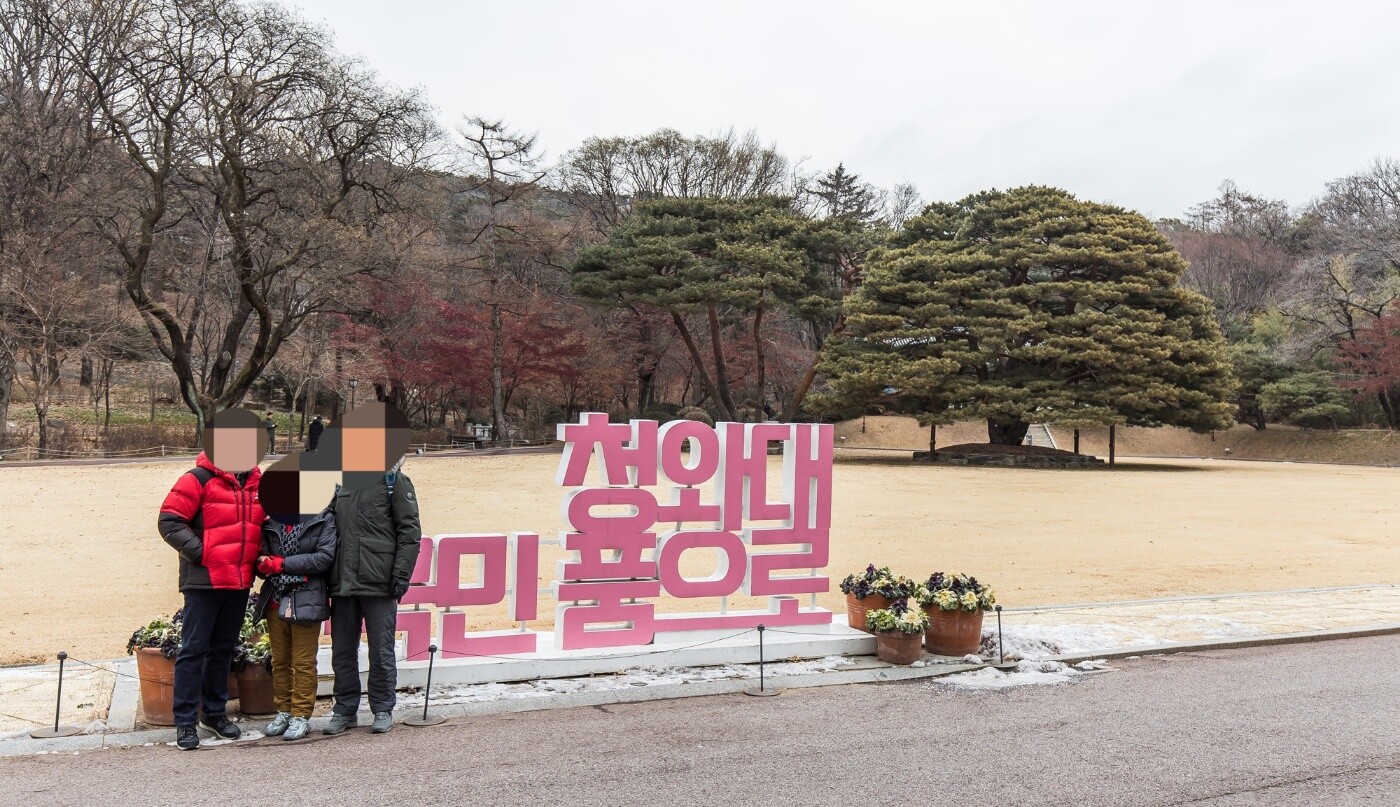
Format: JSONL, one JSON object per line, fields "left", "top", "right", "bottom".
{"left": 404, "top": 644, "right": 447, "bottom": 727}
{"left": 743, "top": 625, "right": 781, "bottom": 697}
{"left": 992, "top": 605, "right": 1016, "bottom": 671}
{"left": 30, "top": 651, "right": 82, "bottom": 739}
{"left": 996, "top": 606, "right": 1004, "bottom": 663}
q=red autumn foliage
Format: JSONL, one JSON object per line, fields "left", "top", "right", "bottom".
{"left": 1337, "top": 314, "right": 1400, "bottom": 395}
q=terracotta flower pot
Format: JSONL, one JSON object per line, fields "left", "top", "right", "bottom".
{"left": 235, "top": 663, "right": 277, "bottom": 717}
{"left": 874, "top": 630, "right": 923, "bottom": 665}
{"left": 135, "top": 647, "right": 176, "bottom": 726}
{"left": 845, "top": 592, "right": 893, "bottom": 633}
{"left": 923, "top": 607, "right": 985, "bottom": 656}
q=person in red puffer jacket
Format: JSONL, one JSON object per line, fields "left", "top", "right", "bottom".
{"left": 158, "top": 409, "right": 268, "bottom": 750}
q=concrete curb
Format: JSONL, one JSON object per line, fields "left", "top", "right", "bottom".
{"left": 4, "top": 622, "right": 1396, "bottom": 758}
{"left": 1042, "top": 622, "right": 1400, "bottom": 664}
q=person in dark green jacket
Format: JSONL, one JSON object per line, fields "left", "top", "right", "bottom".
{"left": 322, "top": 404, "right": 422, "bottom": 736}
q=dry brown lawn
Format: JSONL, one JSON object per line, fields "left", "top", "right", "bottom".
{"left": 2, "top": 443, "right": 1396, "bottom": 664}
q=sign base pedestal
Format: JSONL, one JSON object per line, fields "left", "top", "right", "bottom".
{"left": 30, "top": 726, "right": 83, "bottom": 739}
{"left": 403, "top": 715, "right": 447, "bottom": 727}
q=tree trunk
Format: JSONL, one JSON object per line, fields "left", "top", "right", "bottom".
{"left": 638, "top": 370, "right": 655, "bottom": 417}
{"left": 1073, "top": 428, "right": 1080, "bottom": 455}
{"left": 1379, "top": 390, "right": 1400, "bottom": 430}
{"left": 103, "top": 366, "right": 112, "bottom": 433}
{"left": 986, "top": 418, "right": 1030, "bottom": 445}
{"left": 669, "top": 310, "right": 732, "bottom": 420}
{"left": 491, "top": 301, "right": 508, "bottom": 440}
{"left": 0, "top": 347, "right": 11, "bottom": 444}
{"left": 706, "top": 305, "right": 740, "bottom": 420}
{"left": 1109, "top": 424, "right": 1117, "bottom": 468}
{"left": 80, "top": 356, "right": 93, "bottom": 388}
{"left": 929, "top": 422, "right": 937, "bottom": 453}
{"left": 753, "top": 300, "right": 767, "bottom": 420}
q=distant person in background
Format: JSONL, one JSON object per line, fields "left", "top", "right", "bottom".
{"left": 264, "top": 414, "right": 277, "bottom": 453}
{"left": 307, "top": 415, "right": 324, "bottom": 452}
{"left": 158, "top": 409, "right": 267, "bottom": 751}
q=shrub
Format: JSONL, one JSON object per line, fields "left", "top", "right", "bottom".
{"left": 839, "top": 564, "right": 916, "bottom": 600}
{"left": 676, "top": 406, "right": 714, "bottom": 427}
{"left": 916, "top": 572, "right": 996, "bottom": 612}
{"left": 104, "top": 423, "right": 198, "bottom": 454}
{"left": 643, "top": 403, "right": 682, "bottom": 422}
{"left": 865, "top": 600, "right": 929, "bottom": 634}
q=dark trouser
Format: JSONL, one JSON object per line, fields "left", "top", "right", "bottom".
{"left": 330, "top": 595, "right": 398, "bottom": 716}
{"left": 173, "top": 588, "right": 249, "bottom": 726}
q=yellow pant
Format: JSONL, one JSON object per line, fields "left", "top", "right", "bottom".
{"left": 266, "top": 609, "right": 321, "bottom": 718}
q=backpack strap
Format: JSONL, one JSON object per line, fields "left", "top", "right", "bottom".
{"left": 384, "top": 471, "right": 396, "bottom": 497}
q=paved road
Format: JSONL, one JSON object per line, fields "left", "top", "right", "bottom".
{"left": 2, "top": 636, "right": 1396, "bottom": 806}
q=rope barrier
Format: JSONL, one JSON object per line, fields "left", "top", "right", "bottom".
{"left": 61, "top": 627, "right": 763, "bottom": 689}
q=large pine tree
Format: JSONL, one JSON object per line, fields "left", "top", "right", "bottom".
{"left": 817, "top": 186, "right": 1237, "bottom": 444}
{"left": 572, "top": 196, "right": 806, "bottom": 420}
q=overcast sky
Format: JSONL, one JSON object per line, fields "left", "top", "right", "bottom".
{"left": 288, "top": 0, "right": 1399, "bottom": 219}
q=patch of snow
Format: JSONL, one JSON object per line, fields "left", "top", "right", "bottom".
{"left": 80, "top": 720, "right": 107, "bottom": 735}
{"left": 398, "top": 656, "right": 858, "bottom": 708}
{"left": 937, "top": 660, "right": 1082, "bottom": 690}
{"left": 1073, "top": 659, "right": 1112, "bottom": 671}
{"left": 980, "top": 622, "right": 1164, "bottom": 660}
{"left": 1150, "top": 614, "right": 1267, "bottom": 638}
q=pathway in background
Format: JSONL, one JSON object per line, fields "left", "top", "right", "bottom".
{"left": 1, "top": 636, "right": 1395, "bottom": 806}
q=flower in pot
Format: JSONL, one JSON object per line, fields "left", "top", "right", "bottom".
{"left": 839, "top": 565, "right": 916, "bottom": 633}
{"left": 232, "top": 621, "right": 277, "bottom": 717}
{"left": 916, "top": 572, "right": 996, "bottom": 657}
{"left": 864, "top": 599, "right": 929, "bottom": 665}
{"left": 126, "top": 611, "right": 183, "bottom": 726}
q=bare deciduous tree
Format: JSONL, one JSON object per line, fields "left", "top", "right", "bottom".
{"left": 559, "top": 128, "right": 792, "bottom": 235}
{"left": 453, "top": 117, "right": 548, "bottom": 440}
{"left": 37, "top": 0, "right": 435, "bottom": 437}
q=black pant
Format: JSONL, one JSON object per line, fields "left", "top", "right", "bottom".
{"left": 173, "top": 588, "right": 248, "bottom": 726}
{"left": 330, "top": 596, "right": 399, "bottom": 716}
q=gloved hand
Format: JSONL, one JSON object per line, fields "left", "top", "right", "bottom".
{"left": 257, "top": 555, "right": 285, "bottom": 575}
{"left": 392, "top": 578, "right": 411, "bottom": 602}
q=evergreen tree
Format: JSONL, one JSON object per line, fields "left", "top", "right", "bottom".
{"left": 809, "top": 163, "right": 881, "bottom": 223}
{"left": 817, "top": 186, "right": 1237, "bottom": 444}
{"left": 572, "top": 196, "right": 806, "bottom": 420}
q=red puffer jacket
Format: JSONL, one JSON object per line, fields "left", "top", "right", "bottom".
{"left": 158, "top": 452, "right": 266, "bottom": 591}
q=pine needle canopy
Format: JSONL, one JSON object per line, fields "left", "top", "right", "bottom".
{"left": 819, "top": 186, "right": 1237, "bottom": 438}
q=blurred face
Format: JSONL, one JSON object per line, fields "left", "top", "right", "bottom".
{"left": 342, "top": 426, "right": 386, "bottom": 472}
{"left": 298, "top": 471, "right": 340, "bottom": 514}
{"left": 210, "top": 426, "right": 261, "bottom": 473}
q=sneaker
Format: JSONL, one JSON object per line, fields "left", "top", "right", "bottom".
{"left": 264, "top": 712, "right": 291, "bottom": 737}
{"left": 175, "top": 725, "right": 199, "bottom": 751}
{"left": 282, "top": 716, "right": 310, "bottom": 741}
{"left": 370, "top": 712, "right": 392, "bottom": 734}
{"left": 323, "top": 713, "right": 358, "bottom": 736}
{"left": 200, "top": 715, "right": 241, "bottom": 740}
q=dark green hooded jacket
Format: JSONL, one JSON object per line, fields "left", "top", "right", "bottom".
{"left": 329, "top": 473, "right": 421, "bottom": 597}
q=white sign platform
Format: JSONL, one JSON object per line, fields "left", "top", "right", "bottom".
{"left": 314, "top": 617, "right": 874, "bottom": 695}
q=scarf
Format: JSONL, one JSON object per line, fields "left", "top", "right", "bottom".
{"left": 273, "top": 521, "right": 305, "bottom": 595}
